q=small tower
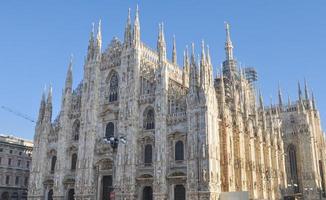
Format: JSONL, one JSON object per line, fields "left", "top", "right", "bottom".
{"left": 87, "top": 23, "right": 95, "bottom": 61}
{"left": 220, "top": 68, "right": 226, "bottom": 116}
{"left": 157, "top": 23, "right": 167, "bottom": 63}
{"left": 188, "top": 43, "right": 199, "bottom": 100}
{"left": 298, "top": 81, "right": 302, "bottom": 101}
{"left": 36, "top": 90, "right": 46, "bottom": 125}
{"left": 225, "top": 22, "right": 234, "bottom": 60}
{"left": 199, "top": 40, "right": 206, "bottom": 89}
{"left": 172, "top": 35, "right": 177, "bottom": 65}
{"left": 124, "top": 8, "right": 132, "bottom": 48}
{"left": 65, "top": 56, "right": 73, "bottom": 94}
{"left": 95, "top": 20, "right": 102, "bottom": 61}
{"left": 222, "top": 22, "right": 237, "bottom": 80}
{"left": 182, "top": 47, "right": 189, "bottom": 86}
{"left": 304, "top": 79, "right": 310, "bottom": 100}
{"left": 278, "top": 83, "right": 283, "bottom": 107}
{"left": 133, "top": 5, "right": 140, "bottom": 46}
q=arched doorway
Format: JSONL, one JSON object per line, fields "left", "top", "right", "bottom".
{"left": 48, "top": 189, "right": 53, "bottom": 200}
{"left": 68, "top": 189, "right": 75, "bottom": 200}
{"left": 1, "top": 192, "right": 10, "bottom": 200}
{"left": 174, "top": 185, "right": 185, "bottom": 200}
{"left": 143, "top": 186, "right": 153, "bottom": 200}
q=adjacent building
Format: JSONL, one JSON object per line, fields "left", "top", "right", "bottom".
{"left": 28, "top": 7, "right": 326, "bottom": 200}
{"left": 0, "top": 134, "right": 33, "bottom": 200}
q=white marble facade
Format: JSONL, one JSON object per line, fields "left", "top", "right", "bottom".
{"left": 28, "top": 7, "right": 326, "bottom": 200}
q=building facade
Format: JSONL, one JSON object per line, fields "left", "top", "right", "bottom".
{"left": 28, "top": 8, "right": 326, "bottom": 200}
{"left": 0, "top": 134, "right": 33, "bottom": 200}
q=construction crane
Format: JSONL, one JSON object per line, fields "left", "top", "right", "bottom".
{"left": 1, "top": 105, "right": 36, "bottom": 123}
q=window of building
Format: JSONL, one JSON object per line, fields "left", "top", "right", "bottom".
{"left": 0, "top": 157, "right": 2, "bottom": 164}
{"left": 26, "top": 161, "right": 30, "bottom": 168}
{"left": 1, "top": 192, "right": 9, "bottom": 200}
{"left": 288, "top": 144, "right": 299, "bottom": 193}
{"left": 105, "top": 122, "right": 114, "bottom": 139}
{"left": 71, "top": 153, "right": 77, "bottom": 170}
{"left": 142, "top": 186, "right": 153, "bottom": 200}
{"left": 18, "top": 160, "right": 21, "bottom": 167}
{"left": 68, "top": 189, "right": 75, "bottom": 200}
{"left": 8, "top": 158, "right": 12, "bottom": 166}
{"left": 144, "top": 107, "right": 155, "bottom": 130}
{"left": 109, "top": 72, "right": 119, "bottom": 102}
{"left": 22, "top": 192, "right": 28, "bottom": 200}
{"left": 50, "top": 156, "right": 57, "bottom": 173}
{"left": 6, "top": 175, "right": 10, "bottom": 184}
{"left": 9, "top": 150, "right": 13, "bottom": 154}
{"left": 24, "top": 177, "right": 29, "bottom": 186}
{"left": 0, "top": 148, "right": 3, "bottom": 152}
{"left": 12, "top": 192, "right": 18, "bottom": 199}
{"left": 144, "top": 144, "right": 152, "bottom": 166}
{"left": 48, "top": 189, "right": 53, "bottom": 200}
{"left": 15, "top": 176, "right": 19, "bottom": 185}
{"left": 175, "top": 140, "right": 184, "bottom": 161}
{"left": 19, "top": 151, "right": 22, "bottom": 156}
{"left": 72, "top": 119, "right": 80, "bottom": 141}
{"left": 174, "top": 185, "right": 186, "bottom": 200}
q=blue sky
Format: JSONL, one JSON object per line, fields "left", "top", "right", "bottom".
{"left": 0, "top": 0, "right": 325, "bottom": 140}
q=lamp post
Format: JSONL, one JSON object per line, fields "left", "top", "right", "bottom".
{"left": 287, "top": 179, "right": 299, "bottom": 199}
{"left": 102, "top": 135, "right": 127, "bottom": 200}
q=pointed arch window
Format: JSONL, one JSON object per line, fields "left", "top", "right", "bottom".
{"left": 144, "top": 144, "right": 153, "bottom": 166}
{"left": 144, "top": 108, "right": 155, "bottom": 130}
{"left": 50, "top": 156, "right": 57, "bottom": 174}
{"left": 105, "top": 122, "right": 114, "bottom": 139}
{"left": 109, "top": 72, "right": 119, "bottom": 102}
{"left": 71, "top": 153, "right": 77, "bottom": 170}
{"left": 72, "top": 119, "right": 80, "bottom": 141}
{"left": 175, "top": 140, "right": 184, "bottom": 161}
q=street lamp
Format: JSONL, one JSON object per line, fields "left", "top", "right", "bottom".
{"left": 103, "top": 136, "right": 127, "bottom": 149}
{"left": 102, "top": 135, "right": 127, "bottom": 200}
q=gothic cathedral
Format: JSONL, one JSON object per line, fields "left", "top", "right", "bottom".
{"left": 28, "top": 7, "right": 326, "bottom": 200}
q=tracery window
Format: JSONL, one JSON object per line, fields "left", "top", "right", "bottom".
{"left": 50, "top": 156, "right": 56, "bottom": 173}
{"left": 144, "top": 144, "right": 152, "bottom": 166}
{"left": 144, "top": 108, "right": 155, "bottom": 130}
{"left": 105, "top": 122, "right": 114, "bottom": 139}
{"left": 175, "top": 140, "right": 184, "bottom": 161}
{"left": 72, "top": 119, "right": 80, "bottom": 141}
{"left": 109, "top": 72, "right": 119, "bottom": 102}
{"left": 71, "top": 153, "right": 77, "bottom": 170}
